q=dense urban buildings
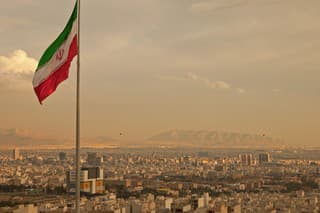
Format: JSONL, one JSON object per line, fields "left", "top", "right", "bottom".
{"left": 0, "top": 148, "right": 319, "bottom": 212}
{"left": 258, "top": 153, "right": 271, "bottom": 164}
{"left": 12, "top": 148, "right": 20, "bottom": 161}
{"left": 59, "top": 152, "right": 67, "bottom": 161}
{"left": 67, "top": 167, "right": 104, "bottom": 195}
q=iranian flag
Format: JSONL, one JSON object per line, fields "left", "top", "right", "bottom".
{"left": 33, "top": 1, "right": 78, "bottom": 103}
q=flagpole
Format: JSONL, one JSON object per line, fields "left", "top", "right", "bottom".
{"left": 75, "top": 0, "right": 81, "bottom": 212}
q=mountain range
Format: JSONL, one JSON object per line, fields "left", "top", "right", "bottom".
{"left": 0, "top": 128, "right": 117, "bottom": 149}
{"left": 0, "top": 128, "right": 283, "bottom": 149}
{"left": 147, "top": 129, "right": 283, "bottom": 148}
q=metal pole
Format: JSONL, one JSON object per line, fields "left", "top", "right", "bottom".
{"left": 75, "top": 0, "right": 81, "bottom": 212}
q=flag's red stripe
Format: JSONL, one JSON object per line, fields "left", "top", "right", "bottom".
{"left": 34, "top": 36, "right": 78, "bottom": 104}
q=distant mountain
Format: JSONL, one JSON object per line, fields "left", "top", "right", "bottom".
{"left": 147, "top": 130, "right": 282, "bottom": 148}
{"left": 0, "top": 128, "right": 116, "bottom": 149}
{"left": 0, "top": 128, "right": 58, "bottom": 148}
{"left": 0, "top": 128, "right": 284, "bottom": 149}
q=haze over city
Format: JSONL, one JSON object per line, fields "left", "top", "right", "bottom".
{"left": 1, "top": 1, "right": 320, "bottom": 212}
{"left": 1, "top": 0, "right": 320, "bottom": 147}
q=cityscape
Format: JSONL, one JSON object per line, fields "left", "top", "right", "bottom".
{"left": 1, "top": 0, "right": 320, "bottom": 212}
{"left": 0, "top": 147, "right": 319, "bottom": 212}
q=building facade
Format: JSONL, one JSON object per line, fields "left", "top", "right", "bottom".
{"left": 67, "top": 167, "right": 104, "bottom": 195}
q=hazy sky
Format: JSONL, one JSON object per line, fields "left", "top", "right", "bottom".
{"left": 1, "top": 0, "right": 320, "bottom": 146}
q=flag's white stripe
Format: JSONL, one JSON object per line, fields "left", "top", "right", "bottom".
{"left": 33, "top": 19, "right": 77, "bottom": 88}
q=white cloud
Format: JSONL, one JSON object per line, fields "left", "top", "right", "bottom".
{"left": 187, "top": 72, "right": 245, "bottom": 93}
{"left": 187, "top": 72, "right": 199, "bottom": 81}
{"left": 0, "top": 50, "right": 37, "bottom": 90}
{"left": 236, "top": 88, "right": 246, "bottom": 94}
{"left": 0, "top": 50, "right": 37, "bottom": 75}
{"left": 187, "top": 72, "right": 231, "bottom": 89}
{"left": 203, "top": 78, "right": 231, "bottom": 89}
{"left": 191, "top": 1, "right": 214, "bottom": 13}
{"left": 190, "top": 0, "right": 245, "bottom": 13}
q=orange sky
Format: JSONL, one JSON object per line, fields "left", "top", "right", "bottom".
{"left": 0, "top": 0, "right": 320, "bottom": 146}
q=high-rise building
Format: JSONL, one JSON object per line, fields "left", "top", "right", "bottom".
{"left": 87, "top": 152, "right": 97, "bottom": 165}
{"left": 164, "top": 198, "right": 173, "bottom": 210}
{"left": 13, "top": 148, "right": 20, "bottom": 160}
{"left": 67, "top": 167, "right": 104, "bottom": 194}
{"left": 87, "top": 152, "right": 103, "bottom": 166}
{"left": 203, "top": 192, "right": 210, "bottom": 207}
{"left": 58, "top": 152, "right": 67, "bottom": 161}
{"left": 131, "top": 200, "right": 142, "bottom": 213}
{"left": 247, "top": 154, "right": 253, "bottom": 166}
{"left": 191, "top": 195, "right": 204, "bottom": 210}
{"left": 259, "top": 153, "right": 271, "bottom": 164}
{"left": 239, "top": 154, "right": 254, "bottom": 166}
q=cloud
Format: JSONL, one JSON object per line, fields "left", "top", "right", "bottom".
{"left": 190, "top": 0, "right": 246, "bottom": 13}
{"left": 187, "top": 72, "right": 199, "bottom": 81}
{"left": 0, "top": 50, "right": 37, "bottom": 75}
{"left": 187, "top": 72, "right": 245, "bottom": 93}
{"left": 0, "top": 50, "right": 37, "bottom": 90}
{"left": 187, "top": 72, "right": 231, "bottom": 89}
{"left": 236, "top": 88, "right": 246, "bottom": 94}
{"left": 204, "top": 78, "right": 231, "bottom": 89}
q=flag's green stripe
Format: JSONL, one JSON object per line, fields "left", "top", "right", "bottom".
{"left": 36, "top": 2, "right": 77, "bottom": 71}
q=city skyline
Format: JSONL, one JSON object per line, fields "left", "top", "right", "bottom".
{"left": 1, "top": 0, "right": 320, "bottom": 146}
{"left": 0, "top": 147, "right": 319, "bottom": 212}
